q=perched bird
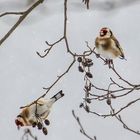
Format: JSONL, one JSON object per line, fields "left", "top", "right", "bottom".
{"left": 95, "top": 27, "right": 125, "bottom": 67}
{"left": 15, "top": 90, "right": 64, "bottom": 128}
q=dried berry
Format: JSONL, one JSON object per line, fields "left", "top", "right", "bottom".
{"left": 78, "top": 66, "right": 84, "bottom": 72}
{"left": 42, "top": 127, "right": 48, "bottom": 135}
{"left": 106, "top": 98, "right": 111, "bottom": 105}
{"left": 32, "top": 122, "right": 37, "bottom": 128}
{"left": 37, "top": 122, "right": 43, "bottom": 130}
{"left": 44, "top": 119, "right": 50, "bottom": 126}
{"left": 77, "top": 57, "right": 82, "bottom": 62}
{"left": 86, "top": 72, "right": 93, "bottom": 78}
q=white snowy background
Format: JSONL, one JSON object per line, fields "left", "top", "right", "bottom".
{"left": 0, "top": 0, "right": 140, "bottom": 140}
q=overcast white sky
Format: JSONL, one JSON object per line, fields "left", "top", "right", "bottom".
{"left": 0, "top": 0, "right": 140, "bottom": 140}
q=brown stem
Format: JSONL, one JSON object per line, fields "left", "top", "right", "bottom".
{"left": 0, "top": 0, "right": 44, "bottom": 46}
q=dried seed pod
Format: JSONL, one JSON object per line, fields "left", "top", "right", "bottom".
{"left": 86, "top": 98, "right": 91, "bottom": 104}
{"left": 78, "top": 66, "right": 84, "bottom": 72}
{"left": 84, "top": 85, "right": 89, "bottom": 91}
{"left": 85, "top": 105, "right": 90, "bottom": 113}
{"left": 82, "top": 62, "right": 88, "bottom": 67}
{"left": 88, "top": 84, "right": 91, "bottom": 91}
{"left": 85, "top": 58, "right": 92, "bottom": 63}
{"left": 37, "top": 122, "right": 43, "bottom": 130}
{"left": 79, "top": 103, "right": 84, "bottom": 108}
{"left": 77, "top": 57, "right": 82, "bottom": 62}
{"left": 44, "top": 119, "right": 50, "bottom": 126}
{"left": 87, "top": 62, "right": 93, "bottom": 67}
{"left": 106, "top": 98, "right": 111, "bottom": 105}
{"left": 86, "top": 72, "right": 93, "bottom": 78}
{"left": 42, "top": 127, "right": 48, "bottom": 135}
{"left": 32, "top": 122, "right": 37, "bottom": 128}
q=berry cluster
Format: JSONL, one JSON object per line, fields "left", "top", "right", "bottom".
{"left": 77, "top": 56, "right": 93, "bottom": 78}
{"left": 32, "top": 119, "right": 50, "bottom": 135}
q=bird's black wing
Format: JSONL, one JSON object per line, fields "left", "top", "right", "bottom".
{"left": 112, "top": 35, "right": 125, "bottom": 59}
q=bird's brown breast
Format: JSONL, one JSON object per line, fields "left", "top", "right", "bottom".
{"left": 95, "top": 37, "right": 112, "bottom": 50}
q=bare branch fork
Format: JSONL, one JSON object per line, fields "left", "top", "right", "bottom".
{"left": 109, "top": 105, "right": 140, "bottom": 135}
{"left": 36, "top": 0, "right": 76, "bottom": 58}
{"left": 72, "top": 110, "right": 97, "bottom": 140}
{"left": 0, "top": 0, "right": 44, "bottom": 46}
{"left": 21, "top": 129, "right": 37, "bottom": 140}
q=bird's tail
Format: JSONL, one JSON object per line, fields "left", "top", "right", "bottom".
{"left": 119, "top": 55, "right": 127, "bottom": 61}
{"left": 119, "top": 48, "right": 127, "bottom": 61}
{"left": 50, "top": 90, "right": 64, "bottom": 103}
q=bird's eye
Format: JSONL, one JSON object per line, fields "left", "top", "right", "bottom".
{"left": 100, "top": 29, "right": 107, "bottom": 36}
{"left": 103, "top": 30, "right": 107, "bottom": 34}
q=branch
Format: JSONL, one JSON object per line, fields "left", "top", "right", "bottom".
{"left": 72, "top": 110, "right": 97, "bottom": 140}
{"left": 36, "top": 37, "right": 64, "bottom": 58}
{"left": 0, "top": 12, "right": 25, "bottom": 17}
{"left": 110, "top": 105, "right": 140, "bottom": 136}
{"left": 0, "top": 0, "right": 44, "bottom": 46}
{"left": 21, "top": 128, "right": 37, "bottom": 140}
{"left": 80, "top": 42, "right": 140, "bottom": 136}
{"left": 20, "top": 57, "right": 76, "bottom": 109}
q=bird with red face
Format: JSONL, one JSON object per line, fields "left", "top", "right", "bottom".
{"left": 95, "top": 27, "right": 125, "bottom": 67}
{"left": 15, "top": 90, "right": 64, "bottom": 129}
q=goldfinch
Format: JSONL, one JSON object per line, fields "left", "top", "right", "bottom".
{"left": 95, "top": 27, "right": 125, "bottom": 66}
{"left": 15, "top": 90, "right": 64, "bottom": 128}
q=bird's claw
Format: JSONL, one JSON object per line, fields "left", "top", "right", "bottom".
{"left": 104, "top": 59, "right": 113, "bottom": 68}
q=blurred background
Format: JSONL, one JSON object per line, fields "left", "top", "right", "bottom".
{"left": 0, "top": 0, "right": 140, "bottom": 140}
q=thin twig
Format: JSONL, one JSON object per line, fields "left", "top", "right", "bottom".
{"left": 72, "top": 110, "right": 96, "bottom": 140}
{"left": 0, "top": 0, "right": 44, "bottom": 46}
{"left": 110, "top": 105, "right": 140, "bottom": 135}
{"left": 20, "top": 57, "right": 76, "bottom": 109}
{"left": 21, "top": 129, "right": 37, "bottom": 140}
{"left": 0, "top": 12, "right": 25, "bottom": 17}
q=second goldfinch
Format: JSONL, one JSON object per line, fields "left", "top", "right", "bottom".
{"left": 95, "top": 27, "right": 125, "bottom": 66}
{"left": 15, "top": 90, "right": 64, "bottom": 128}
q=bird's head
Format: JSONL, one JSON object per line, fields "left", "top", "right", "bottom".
{"left": 15, "top": 115, "right": 25, "bottom": 129}
{"left": 99, "top": 27, "right": 112, "bottom": 38}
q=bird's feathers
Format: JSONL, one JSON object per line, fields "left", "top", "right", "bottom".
{"left": 15, "top": 90, "right": 64, "bottom": 127}
{"left": 95, "top": 28, "right": 125, "bottom": 60}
